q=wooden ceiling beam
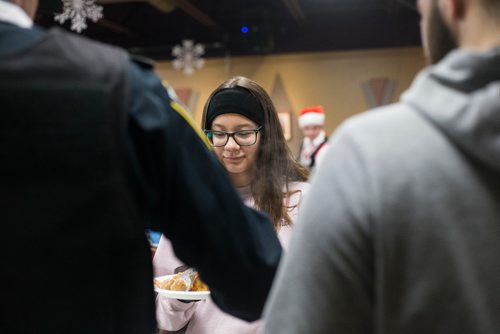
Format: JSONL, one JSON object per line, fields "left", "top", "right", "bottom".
{"left": 281, "top": 0, "right": 306, "bottom": 23}
{"left": 97, "top": 18, "right": 134, "bottom": 36}
{"left": 170, "top": 0, "right": 216, "bottom": 27}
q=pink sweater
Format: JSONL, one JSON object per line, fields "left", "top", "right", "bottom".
{"left": 153, "top": 182, "right": 308, "bottom": 334}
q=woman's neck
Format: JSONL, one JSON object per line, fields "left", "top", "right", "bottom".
{"left": 230, "top": 172, "right": 251, "bottom": 188}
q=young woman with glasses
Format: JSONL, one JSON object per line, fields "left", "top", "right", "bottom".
{"left": 153, "top": 76, "right": 309, "bottom": 334}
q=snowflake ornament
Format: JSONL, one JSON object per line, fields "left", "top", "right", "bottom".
{"left": 172, "top": 40, "right": 205, "bottom": 76}
{"left": 54, "top": 0, "right": 103, "bottom": 33}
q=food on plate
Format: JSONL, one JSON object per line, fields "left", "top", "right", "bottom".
{"left": 191, "top": 272, "right": 209, "bottom": 291}
{"left": 155, "top": 268, "right": 209, "bottom": 292}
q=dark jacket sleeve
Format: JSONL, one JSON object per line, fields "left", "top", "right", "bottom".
{"left": 126, "top": 61, "right": 282, "bottom": 321}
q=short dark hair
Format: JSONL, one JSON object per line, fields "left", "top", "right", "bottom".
{"left": 398, "top": 0, "right": 417, "bottom": 10}
{"left": 481, "top": 0, "right": 500, "bottom": 12}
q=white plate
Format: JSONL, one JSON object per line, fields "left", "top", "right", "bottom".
{"left": 154, "top": 275, "right": 210, "bottom": 300}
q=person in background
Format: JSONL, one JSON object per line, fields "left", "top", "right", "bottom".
{"left": 297, "top": 105, "right": 328, "bottom": 170}
{"left": 264, "top": 0, "right": 500, "bottom": 333}
{"left": 0, "top": 0, "right": 283, "bottom": 332}
{"left": 153, "top": 76, "right": 309, "bottom": 334}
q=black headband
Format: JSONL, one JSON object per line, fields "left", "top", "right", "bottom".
{"left": 204, "top": 87, "right": 265, "bottom": 130}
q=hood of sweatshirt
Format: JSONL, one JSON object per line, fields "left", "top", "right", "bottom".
{"left": 401, "top": 47, "right": 500, "bottom": 171}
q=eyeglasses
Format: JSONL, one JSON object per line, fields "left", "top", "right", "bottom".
{"left": 204, "top": 126, "right": 262, "bottom": 147}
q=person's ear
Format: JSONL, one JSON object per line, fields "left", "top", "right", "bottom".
{"left": 439, "top": 0, "right": 466, "bottom": 24}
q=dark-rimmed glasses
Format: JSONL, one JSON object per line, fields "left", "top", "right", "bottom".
{"left": 204, "top": 126, "right": 263, "bottom": 147}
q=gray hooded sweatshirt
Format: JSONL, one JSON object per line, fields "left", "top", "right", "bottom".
{"left": 263, "top": 48, "right": 500, "bottom": 334}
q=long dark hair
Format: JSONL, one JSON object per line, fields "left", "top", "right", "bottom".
{"left": 202, "top": 76, "right": 309, "bottom": 228}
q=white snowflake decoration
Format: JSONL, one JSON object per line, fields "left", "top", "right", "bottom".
{"left": 54, "top": 0, "right": 103, "bottom": 33}
{"left": 172, "top": 40, "right": 205, "bottom": 76}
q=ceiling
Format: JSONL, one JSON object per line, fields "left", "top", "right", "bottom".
{"left": 35, "top": 0, "right": 421, "bottom": 60}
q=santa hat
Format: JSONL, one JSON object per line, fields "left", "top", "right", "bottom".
{"left": 298, "top": 105, "right": 325, "bottom": 128}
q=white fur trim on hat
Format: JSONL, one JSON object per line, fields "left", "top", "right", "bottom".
{"left": 298, "top": 112, "right": 325, "bottom": 128}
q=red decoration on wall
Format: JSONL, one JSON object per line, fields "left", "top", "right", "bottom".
{"left": 361, "top": 78, "right": 396, "bottom": 108}
{"left": 271, "top": 74, "right": 294, "bottom": 141}
{"left": 172, "top": 87, "right": 199, "bottom": 115}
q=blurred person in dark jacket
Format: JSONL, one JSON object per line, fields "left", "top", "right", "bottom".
{"left": 0, "top": 0, "right": 281, "bottom": 332}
